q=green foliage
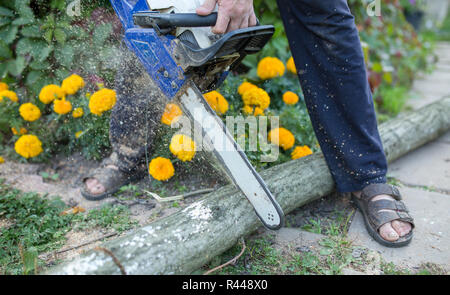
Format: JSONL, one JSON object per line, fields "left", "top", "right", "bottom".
{"left": 72, "top": 203, "right": 137, "bottom": 232}
{"left": 0, "top": 179, "right": 72, "bottom": 274}
{"left": 0, "top": 180, "right": 137, "bottom": 274}
{"left": 0, "top": 0, "right": 120, "bottom": 99}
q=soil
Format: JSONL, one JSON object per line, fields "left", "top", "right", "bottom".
{"left": 0, "top": 151, "right": 355, "bottom": 266}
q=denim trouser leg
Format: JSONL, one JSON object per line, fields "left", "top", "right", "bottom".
{"left": 276, "top": 0, "right": 388, "bottom": 192}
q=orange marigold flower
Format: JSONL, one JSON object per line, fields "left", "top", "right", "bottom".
{"left": 238, "top": 81, "right": 258, "bottom": 96}
{"left": 242, "top": 105, "right": 264, "bottom": 116}
{"left": 0, "top": 90, "right": 19, "bottom": 103}
{"left": 12, "top": 127, "right": 27, "bottom": 135}
{"left": 161, "top": 103, "right": 183, "bottom": 126}
{"left": 19, "top": 103, "right": 41, "bottom": 122}
{"left": 170, "top": 134, "right": 196, "bottom": 162}
{"left": 242, "top": 87, "right": 270, "bottom": 110}
{"left": 204, "top": 91, "right": 229, "bottom": 115}
{"left": 0, "top": 82, "right": 8, "bottom": 92}
{"left": 282, "top": 91, "right": 299, "bottom": 105}
{"left": 286, "top": 57, "right": 297, "bottom": 74}
{"left": 291, "top": 145, "right": 313, "bottom": 160}
{"left": 54, "top": 98, "right": 73, "bottom": 115}
{"left": 89, "top": 88, "right": 117, "bottom": 116}
{"left": 39, "top": 84, "right": 64, "bottom": 104}
{"left": 268, "top": 127, "right": 295, "bottom": 151}
{"left": 72, "top": 107, "right": 84, "bottom": 118}
{"left": 14, "top": 134, "right": 43, "bottom": 159}
{"left": 257, "top": 57, "right": 285, "bottom": 80}
{"left": 149, "top": 157, "right": 175, "bottom": 181}
{"left": 61, "top": 74, "right": 85, "bottom": 95}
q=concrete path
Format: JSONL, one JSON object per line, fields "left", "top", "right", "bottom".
{"left": 347, "top": 42, "right": 450, "bottom": 272}
{"left": 266, "top": 42, "right": 450, "bottom": 274}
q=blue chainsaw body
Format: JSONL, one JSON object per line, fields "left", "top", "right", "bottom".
{"left": 110, "top": 0, "right": 187, "bottom": 98}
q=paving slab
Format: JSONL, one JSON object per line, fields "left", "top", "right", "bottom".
{"left": 387, "top": 139, "right": 450, "bottom": 191}
{"left": 347, "top": 187, "right": 450, "bottom": 271}
{"left": 264, "top": 227, "right": 324, "bottom": 251}
{"left": 437, "top": 131, "right": 450, "bottom": 144}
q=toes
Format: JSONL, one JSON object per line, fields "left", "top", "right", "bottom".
{"left": 379, "top": 222, "right": 399, "bottom": 242}
{"left": 84, "top": 178, "right": 105, "bottom": 195}
{"left": 391, "top": 220, "right": 412, "bottom": 237}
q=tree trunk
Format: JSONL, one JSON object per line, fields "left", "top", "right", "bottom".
{"left": 47, "top": 97, "right": 450, "bottom": 275}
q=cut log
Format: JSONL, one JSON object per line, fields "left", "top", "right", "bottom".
{"left": 47, "top": 97, "right": 450, "bottom": 275}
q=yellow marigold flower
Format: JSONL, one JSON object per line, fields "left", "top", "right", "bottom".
{"left": 204, "top": 91, "right": 229, "bottom": 115}
{"left": 61, "top": 74, "right": 85, "bottom": 95}
{"left": 0, "top": 82, "right": 8, "bottom": 92}
{"left": 161, "top": 103, "right": 183, "bottom": 126}
{"left": 39, "top": 84, "right": 64, "bottom": 104}
{"left": 238, "top": 81, "right": 258, "bottom": 96}
{"left": 0, "top": 90, "right": 19, "bottom": 103}
{"left": 170, "top": 134, "right": 196, "bottom": 162}
{"left": 257, "top": 57, "right": 285, "bottom": 80}
{"left": 19, "top": 103, "right": 41, "bottom": 122}
{"left": 72, "top": 107, "right": 84, "bottom": 118}
{"left": 54, "top": 98, "right": 73, "bottom": 115}
{"left": 283, "top": 91, "right": 299, "bottom": 105}
{"left": 14, "top": 134, "right": 43, "bottom": 159}
{"left": 291, "top": 145, "right": 313, "bottom": 160}
{"left": 75, "top": 131, "right": 83, "bottom": 139}
{"left": 0, "top": 156, "right": 4, "bottom": 164}
{"left": 149, "top": 157, "right": 175, "bottom": 181}
{"left": 268, "top": 127, "right": 295, "bottom": 151}
{"left": 242, "top": 87, "right": 270, "bottom": 110}
{"left": 12, "top": 127, "right": 27, "bottom": 135}
{"left": 89, "top": 88, "right": 117, "bottom": 116}
{"left": 242, "top": 105, "right": 264, "bottom": 116}
{"left": 286, "top": 57, "right": 297, "bottom": 74}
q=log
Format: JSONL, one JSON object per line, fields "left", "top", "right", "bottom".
{"left": 47, "top": 97, "right": 450, "bottom": 275}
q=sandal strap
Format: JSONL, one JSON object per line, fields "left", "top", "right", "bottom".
{"left": 361, "top": 183, "right": 402, "bottom": 202}
{"left": 368, "top": 199, "right": 409, "bottom": 213}
{"left": 370, "top": 209, "right": 415, "bottom": 231}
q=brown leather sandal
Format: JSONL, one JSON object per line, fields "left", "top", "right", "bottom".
{"left": 351, "top": 183, "right": 415, "bottom": 248}
{"left": 81, "top": 156, "right": 141, "bottom": 201}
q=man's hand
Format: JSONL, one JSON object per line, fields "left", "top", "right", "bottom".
{"left": 196, "top": 0, "right": 257, "bottom": 34}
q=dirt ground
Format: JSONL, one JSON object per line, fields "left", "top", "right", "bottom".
{"left": 0, "top": 151, "right": 355, "bottom": 267}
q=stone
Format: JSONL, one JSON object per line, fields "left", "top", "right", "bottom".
{"left": 347, "top": 187, "right": 450, "bottom": 271}
{"left": 388, "top": 140, "right": 450, "bottom": 191}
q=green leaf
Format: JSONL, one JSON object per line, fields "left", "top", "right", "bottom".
{"left": 21, "top": 25, "right": 41, "bottom": 38}
{"left": 43, "top": 29, "right": 53, "bottom": 44}
{"left": 12, "top": 17, "right": 34, "bottom": 26}
{"left": 0, "top": 25, "right": 18, "bottom": 44}
{"left": 54, "top": 43, "right": 74, "bottom": 68}
{"left": 26, "top": 70, "right": 43, "bottom": 86}
{"left": 21, "top": 247, "right": 38, "bottom": 275}
{"left": 7, "top": 56, "right": 26, "bottom": 76}
{"left": 0, "top": 39, "right": 12, "bottom": 58}
{"left": 93, "top": 23, "right": 113, "bottom": 47}
{"left": 29, "top": 59, "right": 50, "bottom": 70}
{"left": 0, "top": 16, "right": 12, "bottom": 27}
{"left": 53, "top": 28, "right": 66, "bottom": 44}
{"left": 0, "top": 6, "right": 14, "bottom": 17}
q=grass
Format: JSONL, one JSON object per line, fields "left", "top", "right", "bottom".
{"left": 0, "top": 179, "right": 137, "bottom": 275}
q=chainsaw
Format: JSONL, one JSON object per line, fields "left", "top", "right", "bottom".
{"left": 110, "top": 0, "right": 285, "bottom": 230}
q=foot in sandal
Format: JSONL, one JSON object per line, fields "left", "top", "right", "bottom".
{"left": 81, "top": 155, "right": 142, "bottom": 201}
{"left": 352, "top": 183, "right": 415, "bottom": 247}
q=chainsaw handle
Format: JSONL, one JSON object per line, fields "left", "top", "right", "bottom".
{"left": 133, "top": 12, "right": 218, "bottom": 29}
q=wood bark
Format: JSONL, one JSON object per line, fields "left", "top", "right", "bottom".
{"left": 47, "top": 97, "right": 450, "bottom": 275}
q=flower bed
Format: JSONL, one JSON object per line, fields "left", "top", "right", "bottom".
{"left": 0, "top": 0, "right": 437, "bottom": 183}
